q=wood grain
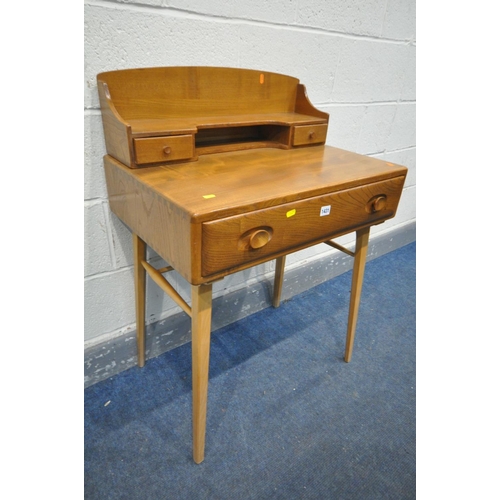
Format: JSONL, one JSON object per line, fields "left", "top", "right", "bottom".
{"left": 292, "top": 124, "right": 328, "bottom": 146}
{"left": 133, "top": 234, "right": 147, "bottom": 367}
{"left": 98, "top": 67, "right": 301, "bottom": 119}
{"left": 97, "top": 67, "right": 329, "bottom": 167}
{"left": 200, "top": 176, "right": 405, "bottom": 276}
{"left": 344, "top": 227, "right": 370, "bottom": 362}
{"left": 99, "top": 67, "right": 409, "bottom": 466}
{"left": 103, "top": 145, "right": 406, "bottom": 284}
{"left": 134, "top": 134, "right": 195, "bottom": 165}
{"left": 273, "top": 256, "right": 286, "bottom": 308}
{"left": 104, "top": 156, "right": 195, "bottom": 281}
{"left": 191, "top": 283, "right": 213, "bottom": 464}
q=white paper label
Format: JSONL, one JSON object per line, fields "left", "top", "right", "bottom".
{"left": 320, "top": 205, "right": 331, "bottom": 217}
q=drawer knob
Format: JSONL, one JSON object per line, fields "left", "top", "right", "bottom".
{"left": 308, "top": 131, "right": 316, "bottom": 140}
{"left": 370, "top": 195, "right": 387, "bottom": 212}
{"left": 249, "top": 229, "right": 272, "bottom": 249}
{"left": 163, "top": 146, "right": 172, "bottom": 155}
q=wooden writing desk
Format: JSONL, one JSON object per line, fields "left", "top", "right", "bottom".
{"left": 97, "top": 67, "right": 407, "bottom": 463}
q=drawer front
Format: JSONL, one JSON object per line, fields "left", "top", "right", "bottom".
{"left": 201, "top": 176, "right": 405, "bottom": 276}
{"left": 133, "top": 135, "right": 194, "bottom": 164}
{"left": 292, "top": 124, "right": 328, "bottom": 146}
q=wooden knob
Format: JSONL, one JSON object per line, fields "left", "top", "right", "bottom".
{"left": 163, "top": 146, "right": 172, "bottom": 155}
{"left": 371, "top": 195, "right": 387, "bottom": 212}
{"left": 308, "top": 131, "right": 316, "bottom": 140}
{"left": 249, "top": 229, "right": 271, "bottom": 249}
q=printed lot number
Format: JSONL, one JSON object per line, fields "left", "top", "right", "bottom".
{"left": 320, "top": 205, "right": 331, "bottom": 216}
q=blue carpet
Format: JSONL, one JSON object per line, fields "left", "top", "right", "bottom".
{"left": 85, "top": 242, "right": 416, "bottom": 499}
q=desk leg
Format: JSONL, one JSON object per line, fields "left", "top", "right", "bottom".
{"left": 133, "top": 233, "right": 147, "bottom": 368}
{"left": 344, "top": 227, "right": 370, "bottom": 363}
{"left": 191, "top": 283, "right": 213, "bottom": 464}
{"left": 273, "top": 255, "right": 286, "bottom": 308}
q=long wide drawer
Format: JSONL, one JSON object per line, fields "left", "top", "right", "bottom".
{"left": 201, "top": 176, "right": 405, "bottom": 276}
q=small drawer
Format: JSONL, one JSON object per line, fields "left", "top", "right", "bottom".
{"left": 201, "top": 176, "right": 405, "bottom": 276}
{"left": 133, "top": 135, "right": 194, "bottom": 165}
{"left": 292, "top": 124, "right": 328, "bottom": 146}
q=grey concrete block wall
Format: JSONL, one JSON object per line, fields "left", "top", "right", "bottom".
{"left": 84, "top": 0, "right": 416, "bottom": 355}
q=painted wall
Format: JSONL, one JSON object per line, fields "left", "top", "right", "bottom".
{"left": 84, "top": 0, "right": 416, "bottom": 347}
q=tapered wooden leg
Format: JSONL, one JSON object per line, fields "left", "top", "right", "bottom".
{"left": 133, "top": 233, "right": 147, "bottom": 367}
{"left": 191, "top": 283, "right": 213, "bottom": 464}
{"left": 344, "top": 227, "right": 370, "bottom": 363}
{"left": 272, "top": 255, "right": 286, "bottom": 308}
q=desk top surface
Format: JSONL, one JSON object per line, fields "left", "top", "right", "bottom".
{"left": 106, "top": 145, "right": 407, "bottom": 222}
